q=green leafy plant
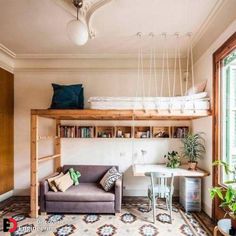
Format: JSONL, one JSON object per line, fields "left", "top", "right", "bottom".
{"left": 210, "top": 186, "right": 236, "bottom": 217}
{"left": 213, "top": 160, "right": 236, "bottom": 184}
{"left": 210, "top": 161, "right": 236, "bottom": 217}
{"left": 164, "top": 151, "right": 181, "bottom": 168}
{"left": 181, "top": 132, "right": 206, "bottom": 163}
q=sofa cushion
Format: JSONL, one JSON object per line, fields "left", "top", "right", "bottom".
{"left": 53, "top": 172, "right": 73, "bottom": 192}
{"left": 45, "top": 183, "right": 115, "bottom": 202}
{"left": 47, "top": 172, "right": 64, "bottom": 192}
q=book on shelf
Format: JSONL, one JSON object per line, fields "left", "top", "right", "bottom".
{"left": 173, "top": 127, "right": 189, "bottom": 138}
{"left": 58, "top": 126, "right": 94, "bottom": 138}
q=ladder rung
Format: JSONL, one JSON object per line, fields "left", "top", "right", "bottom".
{"left": 38, "top": 154, "right": 61, "bottom": 163}
{"left": 37, "top": 136, "right": 59, "bottom": 141}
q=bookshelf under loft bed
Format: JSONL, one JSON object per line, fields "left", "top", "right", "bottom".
{"left": 30, "top": 108, "right": 211, "bottom": 218}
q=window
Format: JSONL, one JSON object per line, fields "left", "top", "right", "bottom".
{"left": 213, "top": 32, "right": 236, "bottom": 220}
{"left": 221, "top": 51, "right": 236, "bottom": 184}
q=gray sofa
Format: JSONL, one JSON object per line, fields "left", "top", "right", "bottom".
{"left": 40, "top": 165, "right": 122, "bottom": 214}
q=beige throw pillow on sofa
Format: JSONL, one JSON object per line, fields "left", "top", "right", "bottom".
{"left": 100, "top": 167, "right": 122, "bottom": 192}
{"left": 47, "top": 172, "right": 64, "bottom": 192}
{"left": 53, "top": 172, "right": 73, "bottom": 192}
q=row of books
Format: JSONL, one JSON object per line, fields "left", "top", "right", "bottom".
{"left": 58, "top": 126, "right": 94, "bottom": 138}
{"left": 173, "top": 127, "right": 189, "bottom": 138}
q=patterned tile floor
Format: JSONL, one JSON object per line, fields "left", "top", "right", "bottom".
{"left": 0, "top": 199, "right": 211, "bottom": 236}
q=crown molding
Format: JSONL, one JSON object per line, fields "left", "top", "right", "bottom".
{"left": 0, "top": 44, "right": 16, "bottom": 58}
{"left": 16, "top": 53, "right": 139, "bottom": 59}
{"left": 192, "top": 0, "right": 226, "bottom": 47}
{"left": 0, "top": 44, "right": 15, "bottom": 73}
{"left": 53, "top": 0, "right": 112, "bottom": 39}
{"left": 15, "top": 52, "right": 186, "bottom": 60}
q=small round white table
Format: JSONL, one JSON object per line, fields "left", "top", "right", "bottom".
{"left": 214, "top": 219, "right": 232, "bottom": 236}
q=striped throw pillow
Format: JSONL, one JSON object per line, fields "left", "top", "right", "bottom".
{"left": 100, "top": 167, "right": 122, "bottom": 191}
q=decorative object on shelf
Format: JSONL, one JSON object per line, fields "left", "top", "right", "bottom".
{"left": 115, "top": 126, "right": 132, "bottom": 138}
{"left": 135, "top": 127, "right": 151, "bottom": 139}
{"left": 124, "top": 133, "right": 131, "bottom": 138}
{"left": 164, "top": 151, "right": 181, "bottom": 168}
{"left": 67, "top": 0, "right": 89, "bottom": 45}
{"left": 153, "top": 127, "right": 170, "bottom": 138}
{"left": 50, "top": 83, "right": 84, "bottom": 109}
{"left": 181, "top": 132, "right": 205, "bottom": 170}
{"left": 96, "top": 126, "right": 114, "bottom": 138}
{"left": 210, "top": 161, "right": 236, "bottom": 231}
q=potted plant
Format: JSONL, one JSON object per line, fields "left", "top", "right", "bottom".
{"left": 181, "top": 132, "right": 206, "bottom": 170}
{"left": 210, "top": 161, "right": 236, "bottom": 229}
{"left": 164, "top": 151, "right": 181, "bottom": 168}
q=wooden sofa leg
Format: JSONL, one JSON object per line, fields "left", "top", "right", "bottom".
{"left": 40, "top": 212, "right": 47, "bottom": 216}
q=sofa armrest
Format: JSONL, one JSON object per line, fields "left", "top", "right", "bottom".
{"left": 115, "top": 177, "right": 123, "bottom": 213}
{"left": 40, "top": 172, "right": 58, "bottom": 212}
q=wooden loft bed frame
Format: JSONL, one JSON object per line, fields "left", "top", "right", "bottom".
{"left": 31, "top": 109, "right": 211, "bottom": 120}
{"left": 30, "top": 108, "right": 211, "bottom": 218}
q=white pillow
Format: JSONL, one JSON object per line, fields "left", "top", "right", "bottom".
{"left": 185, "top": 80, "right": 207, "bottom": 96}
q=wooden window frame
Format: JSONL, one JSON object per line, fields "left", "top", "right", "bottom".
{"left": 213, "top": 32, "right": 236, "bottom": 220}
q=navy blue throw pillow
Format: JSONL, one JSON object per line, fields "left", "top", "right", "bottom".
{"left": 50, "top": 84, "right": 84, "bottom": 109}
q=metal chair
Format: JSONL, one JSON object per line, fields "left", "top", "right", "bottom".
{"left": 145, "top": 172, "right": 174, "bottom": 224}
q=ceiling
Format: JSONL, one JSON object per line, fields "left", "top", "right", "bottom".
{"left": 0, "top": 0, "right": 223, "bottom": 57}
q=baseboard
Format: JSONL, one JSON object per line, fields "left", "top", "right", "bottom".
{"left": 0, "top": 190, "right": 13, "bottom": 202}
{"left": 13, "top": 188, "right": 30, "bottom": 196}
{"left": 202, "top": 202, "right": 212, "bottom": 218}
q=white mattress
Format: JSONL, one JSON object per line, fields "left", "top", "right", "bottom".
{"left": 88, "top": 92, "right": 210, "bottom": 111}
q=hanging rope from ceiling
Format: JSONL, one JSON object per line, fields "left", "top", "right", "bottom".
{"left": 133, "top": 32, "right": 197, "bottom": 114}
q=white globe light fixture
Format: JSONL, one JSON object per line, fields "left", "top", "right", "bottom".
{"left": 67, "top": 0, "right": 89, "bottom": 46}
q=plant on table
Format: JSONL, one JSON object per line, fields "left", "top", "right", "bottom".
{"left": 181, "top": 132, "right": 206, "bottom": 170}
{"left": 210, "top": 161, "right": 236, "bottom": 229}
{"left": 164, "top": 151, "right": 181, "bottom": 168}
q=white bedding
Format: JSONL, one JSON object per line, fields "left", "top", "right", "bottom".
{"left": 88, "top": 92, "right": 210, "bottom": 111}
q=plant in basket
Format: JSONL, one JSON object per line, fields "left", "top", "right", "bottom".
{"left": 181, "top": 132, "right": 206, "bottom": 170}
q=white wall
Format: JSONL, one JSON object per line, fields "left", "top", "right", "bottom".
{"left": 14, "top": 67, "right": 189, "bottom": 196}
{"left": 192, "top": 19, "right": 236, "bottom": 217}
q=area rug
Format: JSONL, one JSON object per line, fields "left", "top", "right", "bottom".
{"left": 0, "top": 200, "right": 210, "bottom": 236}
